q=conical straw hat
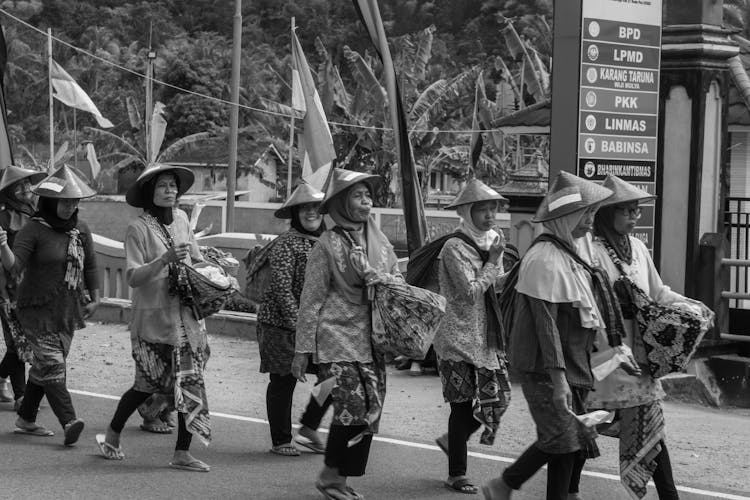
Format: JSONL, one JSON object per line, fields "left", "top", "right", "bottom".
{"left": 0, "top": 165, "right": 46, "bottom": 193}
{"left": 599, "top": 174, "right": 655, "bottom": 206}
{"left": 532, "top": 171, "right": 613, "bottom": 222}
{"left": 126, "top": 163, "right": 195, "bottom": 208}
{"left": 33, "top": 164, "right": 96, "bottom": 199}
{"left": 274, "top": 182, "right": 325, "bottom": 219}
{"left": 444, "top": 178, "right": 507, "bottom": 209}
{"left": 319, "top": 168, "right": 381, "bottom": 214}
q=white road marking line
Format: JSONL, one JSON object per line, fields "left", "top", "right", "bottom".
{"left": 70, "top": 389, "right": 750, "bottom": 500}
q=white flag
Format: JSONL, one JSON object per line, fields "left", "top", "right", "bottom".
{"left": 50, "top": 59, "right": 114, "bottom": 128}
{"left": 85, "top": 142, "right": 100, "bottom": 180}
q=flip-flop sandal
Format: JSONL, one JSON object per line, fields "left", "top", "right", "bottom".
{"left": 63, "top": 419, "right": 85, "bottom": 447}
{"left": 314, "top": 481, "right": 352, "bottom": 500}
{"left": 270, "top": 444, "right": 301, "bottom": 456}
{"left": 343, "top": 485, "right": 365, "bottom": 500}
{"left": 444, "top": 478, "right": 478, "bottom": 494}
{"left": 435, "top": 434, "right": 449, "bottom": 456}
{"left": 168, "top": 459, "right": 210, "bottom": 472}
{"left": 294, "top": 435, "right": 325, "bottom": 454}
{"left": 140, "top": 421, "right": 173, "bottom": 434}
{"left": 95, "top": 433, "right": 124, "bottom": 460}
{"left": 14, "top": 424, "right": 54, "bottom": 437}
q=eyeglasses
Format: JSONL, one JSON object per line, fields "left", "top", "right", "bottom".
{"left": 615, "top": 206, "right": 642, "bottom": 219}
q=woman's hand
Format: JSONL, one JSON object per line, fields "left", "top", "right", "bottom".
{"left": 549, "top": 368, "right": 572, "bottom": 413}
{"left": 488, "top": 234, "right": 505, "bottom": 266}
{"left": 161, "top": 243, "right": 190, "bottom": 265}
{"left": 291, "top": 353, "right": 309, "bottom": 382}
{"left": 83, "top": 300, "right": 100, "bottom": 320}
{"left": 615, "top": 345, "right": 642, "bottom": 376}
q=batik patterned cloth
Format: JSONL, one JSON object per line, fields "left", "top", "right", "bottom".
{"left": 318, "top": 357, "right": 386, "bottom": 434}
{"left": 438, "top": 358, "right": 512, "bottom": 445}
{"left": 0, "top": 300, "right": 32, "bottom": 363}
{"left": 521, "top": 373, "right": 600, "bottom": 458}
{"left": 619, "top": 401, "right": 666, "bottom": 499}
{"left": 26, "top": 330, "right": 73, "bottom": 386}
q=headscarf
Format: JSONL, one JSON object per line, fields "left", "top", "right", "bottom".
{"left": 290, "top": 205, "right": 326, "bottom": 237}
{"left": 318, "top": 184, "right": 396, "bottom": 305}
{"left": 0, "top": 179, "right": 36, "bottom": 217}
{"left": 516, "top": 209, "right": 606, "bottom": 330}
{"left": 33, "top": 197, "right": 84, "bottom": 290}
{"left": 594, "top": 205, "right": 632, "bottom": 265}
{"left": 141, "top": 173, "right": 178, "bottom": 225}
{"left": 456, "top": 202, "right": 500, "bottom": 251}
{"left": 35, "top": 197, "right": 79, "bottom": 233}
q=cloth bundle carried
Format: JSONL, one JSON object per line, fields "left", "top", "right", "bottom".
{"left": 174, "top": 263, "right": 235, "bottom": 319}
{"left": 371, "top": 281, "right": 446, "bottom": 360}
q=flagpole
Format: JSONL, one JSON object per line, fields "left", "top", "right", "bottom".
{"left": 47, "top": 28, "right": 53, "bottom": 171}
{"left": 286, "top": 17, "right": 296, "bottom": 199}
{"left": 225, "top": 0, "right": 242, "bottom": 232}
{"left": 73, "top": 106, "right": 77, "bottom": 167}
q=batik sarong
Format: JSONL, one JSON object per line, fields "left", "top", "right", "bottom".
{"left": 26, "top": 331, "right": 72, "bottom": 386}
{"left": 619, "top": 401, "right": 666, "bottom": 499}
{"left": 521, "top": 373, "right": 600, "bottom": 458}
{"left": 318, "top": 356, "right": 386, "bottom": 434}
{"left": 438, "top": 358, "right": 512, "bottom": 445}
{"left": 0, "top": 300, "right": 32, "bottom": 363}
{"left": 174, "top": 324, "right": 211, "bottom": 445}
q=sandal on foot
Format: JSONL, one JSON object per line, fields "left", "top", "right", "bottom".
{"left": 63, "top": 419, "right": 85, "bottom": 446}
{"left": 294, "top": 434, "right": 325, "bottom": 454}
{"left": 169, "top": 458, "right": 210, "bottom": 472}
{"left": 444, "top": 478, "right": 478, "bottom": 494}
{"left": 435, "top": 433, "right": 449, "bottom": 456}
{"left": 140, "top": 419, "right": 173, "bottom": 434}
{"left": 270, "top": 443, "right": 301, "bottom": 456}
{"left": 95, "top": 433, "right": 124, "bottom": 460}
{"left": 14, "top": 423, "right": 54, "bottom": 437}
{"left": 343, "top": 485, "right": 365, "bottom": 500}
{"left": 315, "top": 481, "right": 354, "bottom": 500}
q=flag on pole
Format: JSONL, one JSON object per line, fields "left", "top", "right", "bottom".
{"left": 149, "top": 101, "right": 167, "bottom": 162}
{"left": 85, "top": 142, "right": 100, "bottom": 180}
{"left": 0, "top": 24, "right": 14, "bottom": 168}
{"left": 50, "top": 59, "right": 114, "bottom": 128}
{"left": 352, "top": 0, "right": 428, "bottom": 254}
{"left": 470, "top": 71, "right": 486, "bottom": 171}
{"left": 499, "top": 18, "right": 546, "bottom": 103}
{"left": 291, "top": 29, "right": 336, "bottom": 191}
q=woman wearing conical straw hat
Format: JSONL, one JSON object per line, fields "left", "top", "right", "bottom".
{"left": 0, "top": 165, "right": 46, "bottom": 409}
{"left": 432, "top": 178, "right": 512, "bottom": 495}
{"left": 96, "top": 163, "right": 211, "bottom": 471}
{"left": 257, "top": 182, "right": 332, "bottom": 457}
{"left": 587, "top": 175, "right": 712, "bottom": 500}
{"left": 0, "top": 165, "right": 100, "bottom": 447}
{"left": 483, "top": 171, "right": 638, "bottom": 500}
{"left": 291, "top": 168, "right": 403, "bottom": 500}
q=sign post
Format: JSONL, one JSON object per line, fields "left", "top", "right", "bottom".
{"left": 576, "top": 0, "right": 663, "bottom": 250}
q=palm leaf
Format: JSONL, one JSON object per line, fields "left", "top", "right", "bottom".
{"left": 17, "top": 145, "right": 40, "bottom": 168}
{"left": 409, "top": 68, "right": 478, "bottom": 140}
{"left": 157, "top": 132, "right": 211, "bottom": 162}
{"left": 126, "top": 96, "right": 142, "bottom": 130}
{"left": 258, "top": 97, "right": 301, "bottom": 120}
{"left": 84, "top": 127, "right": 144, "bottom": 158}
{"left": 413, "top": 25, "right": 436, "bottom": 81}
{"left": 111, "top": 155, "right": 144, "bottom": 172}
{"left": 343, "top": 45, "right": 386, "bottom": 112}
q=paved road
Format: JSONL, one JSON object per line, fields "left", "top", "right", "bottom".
{"left": 0, "top": 390, "right": 746, "bottom": 500}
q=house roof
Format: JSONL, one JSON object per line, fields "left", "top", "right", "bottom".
{"left": 497, "top": 153, "right": 549, "bottom": 197}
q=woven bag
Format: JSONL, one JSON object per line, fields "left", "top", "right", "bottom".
{"left": 372, "top": 281, "right": 446, "bottom": 359}
{"left": 183, "top": 264, "right": 233, "bottom": 319}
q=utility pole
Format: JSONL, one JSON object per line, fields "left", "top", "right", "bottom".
{"left": 226, "top": 0, "right": 243, "bottom": 232}
{"left": 145, "top": 23, "right": 156, "bottom": 164}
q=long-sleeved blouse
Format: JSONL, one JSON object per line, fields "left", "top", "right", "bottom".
{"left": 587, "top": 236, "right": 683, "bottom": 409}
{"left": 257, "top": 230, "right": 315, "bottom": 331}
{"left": 433, "top": 237, "right": 502, "bottom": 368}
{"left": 12, "top": 219, "right": 98, "bottom": 334}
{"left": 295, "top": 236, "right": 402, "bottom": 364}
{"left": 125, "top": 209, "right": 206, "bottom": 349}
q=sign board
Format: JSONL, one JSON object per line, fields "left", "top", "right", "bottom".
{"left": 576, "top": 0, "right": 662, "bottom": 250}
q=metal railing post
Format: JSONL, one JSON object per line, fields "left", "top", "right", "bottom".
{"left": 698, "top": 233, "right": 729, "bottom": 341}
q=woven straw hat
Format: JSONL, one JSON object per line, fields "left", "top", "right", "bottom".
{"left": 33, "top": 164, "right": 96, "bottom": 199}
{"left": 600, "top": 174, "right": 655, "bottom": 207}
{"left": 274, "top": 182, "right": 325, "bottom": 219}
{"left": 0, "top": 165, "right": 46, "bottom": 193}
{"left": 319, "top": 168, "right": 381, "bottom": 214}
{"left": 532, "top": 171, "right": 613, "bottom": 222}
{"left": 444, "top": 178, "right": 507, "bottom": 209}
{"left": 126, "top": 163, "right": 194, "bottom": 208}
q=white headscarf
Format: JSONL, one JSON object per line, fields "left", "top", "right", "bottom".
{"left": 456, "top": 203, "right": 500, "bottom": 251}
{"left": 515, "top": 209, "right": 605, "bottom": 330}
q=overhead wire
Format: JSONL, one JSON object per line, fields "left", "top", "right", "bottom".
{"left": 0, "top": 8, "right": 519, "bottom": 136}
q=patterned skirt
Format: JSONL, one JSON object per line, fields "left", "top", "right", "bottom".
{"left": 132, "top": 329, "right": 212, "bottom": 445}
{"left": 0, "top": 300, "right": 32, "bottom": 363}
{"left": 438, "top": 359, "right": 512, "bottom": 445}
{"left": 619, "top": 401, "right": 666, "bottom": 499}
{"left": 521, "top": 373, "right": 599, "bottom": 458}
{"left": 26, "top": 330, "right": 73, "bottom": 386}
{"left": 318, "top": 356, "right": 386, "bottom": 434}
